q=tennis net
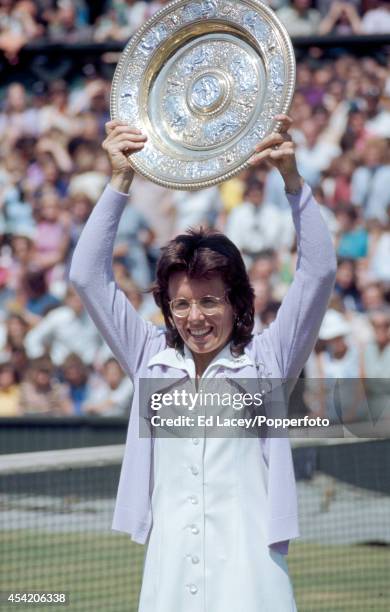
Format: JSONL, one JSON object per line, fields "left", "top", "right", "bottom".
{"left": 0, "top": 440, "right": 389, "bottom": 611}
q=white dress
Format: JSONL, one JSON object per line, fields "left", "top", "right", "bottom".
{"left": 138, "top": 350, "right": 297, "bottom": 612}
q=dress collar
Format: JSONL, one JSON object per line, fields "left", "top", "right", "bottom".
{"left": 147, "top": 343, "right": 253, "bottom": 374}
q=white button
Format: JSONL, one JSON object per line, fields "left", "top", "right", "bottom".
{"left": 191, "top": 525, "right": 199, "bottom": 535}
{"left": 188, "top": 584, "right": 198, "bottom": 594}
{"left": 188, "top": 495, "right": 198, "bottom": 505}
{"left": 190, "top": 465, "right": 199, "bottom": 475}
{"left": 192, "top": 555, "right": 200, "bottom": 564}
{"left": 192, "top": 438, "right": 199, "bottom": 445}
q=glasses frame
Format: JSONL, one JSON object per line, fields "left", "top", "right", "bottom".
{"left": 169, "top": 292, "right": 228, "bottom": 318}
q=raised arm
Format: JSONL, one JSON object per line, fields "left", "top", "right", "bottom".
{"left": 250, "top": 115, "right": 337, "bottom": 379}
{"left": 69, "top": 122, "right": 165, "bottom": 379}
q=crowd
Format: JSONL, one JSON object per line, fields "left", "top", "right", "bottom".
{"left": 0, "top": 4, "right": 390, "bottom": 419}
{"left": 0, "top": 0, "right": 390, "bottom": 63}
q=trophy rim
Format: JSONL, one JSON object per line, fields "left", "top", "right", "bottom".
{"left": 111, "top": 0, "right": 296, "bottom": 191}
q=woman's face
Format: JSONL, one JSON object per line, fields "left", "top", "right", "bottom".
{"left": 168, "top": 272, "right": 234, "bottom": 359}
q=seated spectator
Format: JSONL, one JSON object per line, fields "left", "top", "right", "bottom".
{"left": 114, "top": 199, "right": 154, "bottom": 289}
{"left": 326, "top": 154, "right": 355, "bottom": 207}
{"left": 0, "top": 313, "right": 29, "bottom": 364}
{"left": 252, "top": 279, "right": 281, "bottom": 334}
{"left": 84, "top": 357, "right": 133, "bottom": 417}
{"left": 340, "top": 111, "right": 371, "bottom": 154}
{"left": 277, "top": 0, "right": 321, "bottom": 36}
{"left": 44, "top": 0, "right": 90, "bottom": 43}
{"left": 33, "top": 186, "right": 70, "bottom": 282}
{"left": 61, "top": 353, "right": 91, "bottom": 415}
{"left": 19, "top": 269, "right": 60, "bottom": 323}
{"left": 248, "top": 249, "right": 277, "bottom": 283}
{"left": 305, "top": 309, "right": 364, "bottom": 421}
{"left": 38, "top": 80, "right": 74, "bottom": 135}
{"left": 68, "top": 139, "right": 107, "bottom": 201}
{"left": 334, "top": 257, "right": 363, "bottom": 311}
{"left": 319, "top": 1, "right": 362, "bottom": 35}
{"left": 24, "top": 286, "right": 102, "bottom": 366}
{"left": 0, "top": 83, "right": 40, "bottom": 143}
{"left": 361, "top": 281, "right": 388, "bottom": 312}
{"left": 363, "top": 309, "right": 390, "bottom": 376}
{"left": 225, "top": 173, "right": 293, "bottom": 267}
{"left": 295, "top": 118, "right": 342, "bottom": 187}
{"left": 351, "top": 138, "right": 390, "bottom": 223}
{"left": 362, "top": 0, "right": 390, "bottom": 33}
{"left": 0, "top": 363, "right": 20, "bottom": 417}
{"left": 6, "top": 233, "right": 35, "bottom": 295}
{"left": 367, "top": 208, "right": 390, "bottom": 283}
{"left": 0, "top": 0, "right": 42, "bottom": 63}
{"left": 171, "top": 185, "right": 223, "bottom": 235}
{"left": 19, "top": 355, "right": 72, "bottom": 416}
{"left": 362, "top": 309, "right": 390, "bottom": 425}
{"left": 335, "top": 204, "right": 368, "bottom": 259}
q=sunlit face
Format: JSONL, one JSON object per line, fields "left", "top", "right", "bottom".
{"left": 168, "top": 272, "right": 234, "bottom": 362}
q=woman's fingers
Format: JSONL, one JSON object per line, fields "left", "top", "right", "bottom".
{"left": 255, "top": 133, "right": 284, "bottom": 152}
{"left": 105, "top": 120, "right": 146, "bottom": 138}
{"left": 274, "top": 114, "right": 293, "bottom": 133}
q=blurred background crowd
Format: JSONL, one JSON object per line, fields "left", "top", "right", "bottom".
{"left": 0, "top": 0, "right": 389, "bottom": 419}
{"left": 0, "top": 0, "right": 390, "bottom": 62}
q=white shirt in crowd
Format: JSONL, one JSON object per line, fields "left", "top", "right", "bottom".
{"left": 172, "top": 186, "right": 222, "bottom": 234}
{"left": 84, "top": 377, "right": 134, "bottom": 417}
{"left": 225, "top": 200, "right": 294, "bottom": 259}
{"left": 24, "top": 306, "right": 102, "bottom": 366}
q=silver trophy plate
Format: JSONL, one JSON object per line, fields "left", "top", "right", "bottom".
{"left": 111, "top": 0, "right": 296, "bottom": 190}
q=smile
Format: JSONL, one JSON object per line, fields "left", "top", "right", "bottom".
{"left": 189, "top": 327, "right": 212, "bottom": 338}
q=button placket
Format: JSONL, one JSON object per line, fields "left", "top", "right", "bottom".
{"left": 183, "top": 437, "right": 203, "bottom": 601}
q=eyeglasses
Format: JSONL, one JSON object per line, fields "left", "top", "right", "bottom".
{"left": 169, "top": 294, "right": 227, "bottom": 318}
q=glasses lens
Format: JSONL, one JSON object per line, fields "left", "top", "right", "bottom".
{"left": 171, "top": 299, "right": 190, "bottom": 316}
{"left": 199, "top": 296, "right": 222, "bottom": 314}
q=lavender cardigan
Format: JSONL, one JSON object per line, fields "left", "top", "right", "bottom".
{"left": 70, "top": 182, "right": 336, "bottom": 553}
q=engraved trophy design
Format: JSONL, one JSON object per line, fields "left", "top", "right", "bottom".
{"left": 110, "top": 0, "right": 295, "bottom": 190}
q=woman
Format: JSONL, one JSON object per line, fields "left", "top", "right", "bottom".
{"left": 70, "top": 115, "right": 336, "bottom": 611}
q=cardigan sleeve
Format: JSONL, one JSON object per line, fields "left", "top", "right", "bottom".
{"left": 257, "top": 183, "right": 337, "bottom": 380}
{"left": 69, "top": 184, "right": 164, "bottom": 380}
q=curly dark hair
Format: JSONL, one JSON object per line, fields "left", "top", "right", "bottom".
{"left": 152, "top": 227, "right": 255, "bottom": 356}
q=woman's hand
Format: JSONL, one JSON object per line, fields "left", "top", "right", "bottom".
{"left": 250, "top": 114, "right": 302, "bottom": 194}
{"left": 103, "top": 120, "right": 147, "bottom": 192}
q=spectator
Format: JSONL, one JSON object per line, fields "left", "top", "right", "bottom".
{"left": 305, "top": 309, "right": 364, "bottom": 421}
{"left": 277, "top": 0, "right": 322, "bottom": 36}
{"left": 361, "top": 281, "right": 388, "bottom": 312}
{"left": 19, "top": 269, "right": 60, "bottom": 322}
{"left": 171, "top": 186, "right": 223, "bottom": 235}
{"left": 362, "top": 309, "right": 390, "bottom": 424}
{"left": 84, "top": 357, "right": 133, "bottom": 417}
{"left": 19, "top": 355, "right": 72, "bottom": 415}
{"left": 363, "top": 309, "right": 390, "bottom": 375}
{"left": 334, "top": 257, "right": 363, "bottom": 311}
{"left": 0, "top": 313, "right": 29, "bottom": 362}
{"left": 225, "top": 174, "right": 293, "bottom": 267}
{"left": 0, "top": 363, "right": 20, "bottom": 417}
{"left": 367, "top": 207, "right": 390, "bottom": 283}
{"left": 362, "top": 0, "right": 390, "bottom": 33}
{"left": 33, "top": 186, "right": 70, "bottom": 282}
{"left": 252, "top": 278, "right": 281, "bottom": 333}
{"left": 62, "top": 352, "right": 91, "bottom": 415}
{"left": 68, "top": 139, "right": 107, "bottom": 201}
{"left": 335, "top": 204, "right": 368, "bottom": 259}
{"left": 0, "top": 0, "right": 42, "bottom": 63}
{"left": 24, "top": 287, "right": 102, "bottom": 366}
{"left": 351, "top": 138, "right": 390, "bottom": 223}
{"left": 114, "top": 199, "right": 155, "bottom": 289}
{"left": 0, "top": 83, "right": 39, "bottom": 143}
{"left": 319, "top": 1, "right": 362, "bottom": 35}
